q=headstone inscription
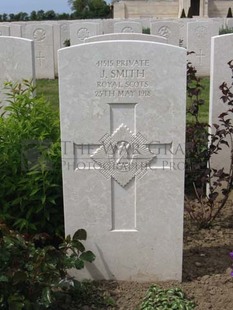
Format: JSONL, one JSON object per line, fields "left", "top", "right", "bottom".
{"left": 58, "top": 40, "right": 186, "bottom": 281}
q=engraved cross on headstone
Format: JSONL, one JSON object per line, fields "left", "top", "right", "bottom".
{"left": 36, "top": 51, "right": 45, "bottom": 66}
{"left": 196, "top": 49, "right": 205, "bottom": 65}
{"left": 72, "top": 102, "right": 172, "bottom": 232}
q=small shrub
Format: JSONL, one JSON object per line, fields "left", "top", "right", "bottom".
{"left": 0, "top": 81, "right": 63, "bottom": 235}
{"left": 185, "top": 57, "right": 209, "bottom": 195}
{"left": 142, "top": 27, "right": 150, "bottom": 34}
{"left": 0, "top": 224, "right": 95, "bottom": 309}
{"left": 63, "top": 39, "right": 70, "bottom": 47}
{"left": 138, "top": 285, "right": 195, "bottom": 310}
{"left": 219, "top": 26, "right": 233, "bottom": 35}
{"left": 185, "top": 60, "right": 233, "bottom": 228}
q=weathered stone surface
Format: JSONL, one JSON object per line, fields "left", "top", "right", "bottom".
{"left": 114, "top": 21, "right": 142, "bottom": 33}
{"left": 58, "top": 40, "right": 186, "bottom": 281}
{"left": 70, "top": 22, "right": 100, "bottom": 45}
{"left": 187, "top": 21, "right": 220, "bottom": 76}
{"left": 0, "top": 36, "right": 35, "bottom": 110}
{"left": 151, "top": 21, "right": 180, "bottom": 46}
{"left": 85, "top": 33, "right": 167, "bottom": 43}
{"left": 209, "top": 34, "right": 233, "bottom": 183}
{"left": 23, "top": 24, "right": 55, "bottom": 79}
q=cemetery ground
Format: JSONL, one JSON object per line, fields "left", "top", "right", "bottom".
{"left": 36, "top": 78, "right": 233, "bottom": 310}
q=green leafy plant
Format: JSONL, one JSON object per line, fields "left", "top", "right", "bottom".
{"left": 63, "top": 39, "right": 70, "bottom": 47}
{"left": 185, "top": 56, "right": 209, "bottom": 194}
{"left": 219, "top": 26, "right": 233, "bottom": 35}
{"left": 0, "top": 80, "right": 63, "bottom": 235}
{"left": 49, "top": 280, "right": 115, "bottom": 309}
{"left": 138, "top": 285, "right": 195, "bottom": 310}
{"left": 185, "top": 60, "right": 233, "bottom": 227}
{"left": 0, "top": 223, "right": 95, "bottom": 309}
{"left": 142, "top": 27, "right": 150, "bottom": 34}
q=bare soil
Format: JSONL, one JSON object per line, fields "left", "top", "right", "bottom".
{"left": 94, "top": 201, "right": 233, "bottom": 309}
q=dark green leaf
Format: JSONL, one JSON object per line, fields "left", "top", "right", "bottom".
{"left": 73, "top": 229, "right": 87, "bottom": 241}
{"left": 74, "top": 258, "right": 85, "bottom": 270}
{"left": 80, "top": 251, "right": 96, "bottom": 263}
{"left": 12, "top": 271, "right": 28, "bottom": 284}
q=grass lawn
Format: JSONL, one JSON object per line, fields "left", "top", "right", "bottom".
{"left": 36, "top": 77, "right": 210, "bottom": 123}
{"left": 36, "top": 79, "right": 59, "bottom": 109}
{"left": 186, "top": 76, "right": 210, "bottom": 124}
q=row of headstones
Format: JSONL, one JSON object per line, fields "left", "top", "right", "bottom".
{"left": 0, "top": 18, "right": 233, "bottom": 78}
{"left": 58, "top": 33, "right": 233, "bottom": 281}
{"left": 0, "top": 32, "right": 231, "bottom": 281}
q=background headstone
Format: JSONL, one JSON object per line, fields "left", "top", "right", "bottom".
{"left": 102, "top": 19, "right": 114, "bottom": 34}
{"left": 150, "top": 21, "right": 180, "bottom": 46}
{"left": 0, "top": 25, "right": 10, "bottom": 36}
{"left": 178, "top": 19, "right": 192, "bottom": 48}
{"left": 209, "top": 34, "right": 233, "bottom": 180}
{"left": 53, "top": 22, "right": 70, "bottom": 76}
{"left": 70, "top": 22, "right": 100, "bottom": 45}
{"left": 0, "top": 37, "right": 35, "bottom": 111}
{"left": 23, "top": 24, "right": 55, "bottom": 79}
{"left": 10, "top": 24, "right": 22, "bottom": 37}
{"left": 187, "top": 21, "right": 220, "bottom": 76}
{"left": 114, "top": 21, "right": 142, "bottom": 33}
{"left": 58, "top": 40, "right": 186, "bottom": 282}
{"left": 85, "top": 33, "right": 167, "bottom": 43}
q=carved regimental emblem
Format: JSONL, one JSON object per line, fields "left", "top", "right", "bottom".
{"left": 122, "top": 27, "right": 134, "bottom": 33}
{"left": 33, "top": 28, "right": 46, "bottom": 41}
{"left": 77, "top": 28, "right": 90, "bottom": 41}
{"left": 91, "top": 124, "right": 156, "bottom": 187}
{"left": 158, "top": 26, "right": 171, "bottom": 38}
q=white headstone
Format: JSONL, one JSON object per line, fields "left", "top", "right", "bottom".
{"left": 70, "top": 22, "right": 100, "bottom": 45}
{"left": 114, "top": 21, "right": 142, "bottom": 33}
{"left": 85, "top": 33, "right": 167, "bottom": 43}
{"left": 0, "top": 36, "right": 35, "bottom": 110}
{"left": 10, "top": 24, "right": 22, "bottom": 37}
{"left": 102, "top": 19, "right": 114, "bottom": 34}
{"left": 60, "top": 22, "right": 70, "bottom": 47}
{"left": 178, "top": 19, "right": 192, "bottom": 48}
{"left": 150, "top": 21, "right": 180, "bottom": 46}
{"left": 187, "top": 21, "right": 220, "bottom": 76}
{"left": 58, "top": 40, "right": 186, "bottom": 282}
{"left": 0, "top": 25, "right": 10, "bottom": 36}
{"left": 226, "top": 18, "right": 233, "bottom": 29}
{"left": 53, "top": 22, "right": 70, "bottom": 76}
{"left": 23, "top": 24, "right": 55, "bottom": 79}
{"left": 209, "top": 34, "right": 233, "bottom": 178}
